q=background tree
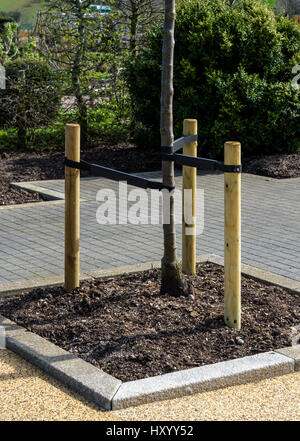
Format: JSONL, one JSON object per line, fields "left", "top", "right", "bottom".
{"left": 0, "top": 16, "right": 19, "bottom": 64}
{"left": 35, "top": 0, "right": 123, "bottom": 147}
{"left": 111, "top": 0, "right": 163, "bottom": 53}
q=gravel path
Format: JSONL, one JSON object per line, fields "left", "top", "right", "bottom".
{"left": 1, "top": 349, "right": 299, "bottom": 421}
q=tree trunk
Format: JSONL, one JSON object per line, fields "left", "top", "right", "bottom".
{"left": 77, "top": 95, "right": 88, "bottom": 148}
{"left": 160, "top": 0, "right": 186, "bottom": 296}
{"left": 17, "top": 124, "right": 27, "bottom": 150}
{"left": 129, "top": 0, "right": 138, "bottom": 54}
{"left": 72, "top": 7, "right": 88, "bottom": 149}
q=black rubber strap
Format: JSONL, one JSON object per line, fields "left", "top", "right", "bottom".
{"left": 161, "top": 146, "right": 174, "bottom": 154}
{"left": 64, "top": 157, "right": 175, "bottom": 191}
{"left": 161, "top": 153, "right": 242, "bottom": 173}
{"left": 64, "top": 157, "right": 91, "bottom": 172}
{"left": 161, "top": 134, "right": 198, "bottom": 156}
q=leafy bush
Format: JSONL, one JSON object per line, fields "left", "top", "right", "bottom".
{"left": 125, "top": 0, "right": 300, "bottom": 158}
{"left": 0, "top": 129, "right": 16, "bottom": 151}
{"left": 0, "top": 57, "right": 61, "bottom": 149}
{"left": 0, "top": 106, "right": 130, "bottom": 152}
{"left": 0, "top": 126, "right": 64, "bottom": 151}
{"left": 88, "top": 106, "right": 130, "bottom": 144}
{"left": 0, "top": 15, "right": 18, "bottom": 64}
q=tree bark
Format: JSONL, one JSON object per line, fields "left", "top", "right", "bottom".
{"left": 72, "top": 3, "right": 88, "bottom": 148}
{"left": 129, "top": 0, "right": 138, "bottom": 54}
{"left": 17, "top": 124, "right": 27, "bottom": 150}
{"left": 160, "top": 0, "right": 186, "bottom": 296}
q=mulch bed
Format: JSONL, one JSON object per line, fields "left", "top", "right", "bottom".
{"left": 0, "top": 147, "right": 299, "bottom": 205}
{"left": 0, "top": 145, "right": 161, "bottom": 205}
{"left": 243, "top": 153, "right": 300, "bottom": 179}
{"left": 0, "top": 262, "right": 299, "bottom": 382}
{"left": 0, "top": 179, "right": 43, "bottom": 206}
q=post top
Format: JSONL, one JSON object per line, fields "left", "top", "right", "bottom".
{"left": 66, "top": 123, "right": 80, "bottom": 128}
{"left": 224, "top": 141, "right": 241, "bottom": 164}
{"left": 225, "top": 141, "right": 241, "bottom": 146}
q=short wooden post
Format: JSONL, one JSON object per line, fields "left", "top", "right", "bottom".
{"left": 182, "top": 119, "right": 197, "bottom": 275}
{"left": 224, "top": 141, "right": 241, "bottom": 329}
{"left": 65, "top": 124, "right": 80, "bottom": 292}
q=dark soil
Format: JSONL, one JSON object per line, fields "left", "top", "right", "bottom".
{"left": 243, "top": 153, "right": 300, "bottom": 179}
{"left": 0, "top": 262, "right": 299, "bottom": 382}
{"left": 0, "top": 144, "right": 161, "bottom": 205}
{"left": 0, "top": 179, "right": 43, "bottom": 206}
{"left": 0, "top": 147, "right": 299, "bottom": 205}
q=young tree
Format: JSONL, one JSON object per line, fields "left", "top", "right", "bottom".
{"left": 35, "top": 0, "right": 122, "bottom": 147}
{"left": 160, "top": 0, "right": 186, "bottom": 296}
{"left": 0, "top": 16, "right": 18, "bottom": 65}
{"left": 113, "top": 0, "right": 163, "bottom": 53}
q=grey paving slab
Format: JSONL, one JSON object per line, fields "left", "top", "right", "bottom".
{"left": 0, "top": 171, "right": 299, "bottom": 287}
{"left": 276, "top": 345, "right": 300, "bottom": 371}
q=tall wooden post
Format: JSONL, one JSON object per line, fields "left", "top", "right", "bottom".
{"left": 65, "top": 124, "right": 80, "bottom": 292}
{"left": 182, "top": 119, "right": 197, "bottom": 275}
{"left": 224, "top": 141, "right": 241, "bottom": 329}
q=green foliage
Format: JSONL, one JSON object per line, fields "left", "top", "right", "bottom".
{"left": 0, "top": 106, "right": 130, "bottom": 151}
{"left": 0, "top": 17, "right": 18, "bottom": 64}
{"left": 125, "top": 0, "right": 300, "bottom": 157}
{"left": 0, "top": 57, "right": 61, "bottom": 148}
{"left": 264, "top": 0, "right": 276, "bottom": 7}
{"left": 0, "top": 127, "right": 63, "bottom": 151}
{"left": 0, "top": 129, "right": 16, "bottom": 150}
{"left": 88, "top": 106, "right": 130, "bottom": 143}
{"left": 36, "top": 0, "right": 131, "bottom": 147}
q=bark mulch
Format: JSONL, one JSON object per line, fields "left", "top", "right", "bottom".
{"left": 0, "top": 147, "right": 299, "bottom": 205}
{"left": 0, "top": 145, "right": 161, "bottom": 205}
{"left": 0, "top": 262, "right": 299, "bottom": 382}
{"left": 243, "top": 153, "right": 300, "bottom": 179}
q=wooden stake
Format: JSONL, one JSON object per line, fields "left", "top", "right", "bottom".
{"left": 182, "top": 119, "right": 197, "bottom": 275}
{"left": 224, "top": 141, "right": 241, "bottom": 329}
{"left": 65, "top": 124, "right": 80, "bottom": 292}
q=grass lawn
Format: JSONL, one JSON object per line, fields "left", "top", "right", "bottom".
{"left": 265, "top": 0, "right": 276, "bottom": 6}
{"left": 0, "top": 0, "right": 43, "bottom": 29}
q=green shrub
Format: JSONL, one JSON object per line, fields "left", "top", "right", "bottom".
{"left": 0, "top": 129, "right": 16, "bottom": 151}
{"left": 28, "top": 126, "right": 66, "bottom": 150}
{"left": 0, "top": 106, "right": 130, "bottom": 152}
{"left": 0, "top": 57, "right": 61, "bottom": 149}
{"left": 0, "top": 126, "right": 65, "bottom": 151}
{"left": 88, "top": 106, "right": 130, "bottom": 144}
{"left": 125, "top": 0, "right": 300, "bottom": 158}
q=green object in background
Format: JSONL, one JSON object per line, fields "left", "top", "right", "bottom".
{"left": 125, "top": 0, "right": 300, "bottom": 158}
{"left": 0, "top": 0, "right": 43, "bottom": 30}
{"left": 265, "top": 0, "right": 276, "bottom": 6}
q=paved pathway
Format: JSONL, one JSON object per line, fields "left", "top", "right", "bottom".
{"left": 0, "top": 171, "right": 299, "bottom": 288}
{"left": 1, "top": 173, "right": 299, "bottom": 421}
